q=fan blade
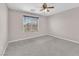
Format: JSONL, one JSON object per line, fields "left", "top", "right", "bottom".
{"left": 47, "top": 7, "right": 54, "bottom": 8}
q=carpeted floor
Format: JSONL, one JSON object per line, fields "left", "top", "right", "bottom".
{"left": 4, "top": 35, "right": 79, "bottom": 56}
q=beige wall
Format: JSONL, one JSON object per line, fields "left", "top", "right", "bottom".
{"left": 48, "top": 7, "right": 79, "bottom": 42}
{"left": 0, "top": 4, "right": 8, "bottom": 55}
{"left": 8, "top": 5, "right": 79, "bottom": 43}
{"left": 8, "top": 9, "right": 48, "bottom": 42}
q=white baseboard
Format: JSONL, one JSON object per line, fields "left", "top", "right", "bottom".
{"left": 1, "top": 34, "right": 47, "bottom": 55}
{"left": 1, "top": 41, "right": 8, "bottom": 56}
{"left": 48, "top": 34, "right": 79, "bottom": 44}
{"left": 9, "top": 34, "right": 79, "bottom": 44}
{"left": 8, "top": 34, "right": 47, "bottom": 43}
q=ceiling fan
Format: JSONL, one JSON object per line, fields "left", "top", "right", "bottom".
{"left": 40, "top": 3, "right": 54, "bottom": 12}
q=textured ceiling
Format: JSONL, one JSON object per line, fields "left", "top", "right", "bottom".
{"left": 7, "top": 3, "right": 79, "bottom": 16}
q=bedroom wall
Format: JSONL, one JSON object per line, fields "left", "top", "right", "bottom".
{"left": 8, "top": 9, "right": 48, "bottom": 42}
{"left": 48, "top": 7, "right": 79, "bottom": 42}
{"left": 0, "top": 4, "right": 8, "bottom": 55}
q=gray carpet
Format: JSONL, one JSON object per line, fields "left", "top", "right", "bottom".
{"left": 4, "top": 35, "right": 79, "bottom": 56}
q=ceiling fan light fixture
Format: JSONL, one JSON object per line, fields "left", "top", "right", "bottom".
{"left": 44, "top": 9, "right": 47, "bottom": 12}
{"left": 40, "top": 3, "right": 54, "bottom": 12}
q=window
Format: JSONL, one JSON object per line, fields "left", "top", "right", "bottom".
{"left": 23, "top": 15, "right": 39, "bottom": 32}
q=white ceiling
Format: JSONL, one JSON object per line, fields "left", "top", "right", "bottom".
{"left": 7, "top": 3, "right": 79, "bottom": 16}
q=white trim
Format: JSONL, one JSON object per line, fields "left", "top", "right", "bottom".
{"left": 9, "top": 34, "right": 79, "bottom": 44}
{"left": 48, "top": 34, "right": 79, "bottom": 44}
{"left": 2, "top": 34, "right": 47, "bottom": 55}
{"left": 3, "top": 34, "right": 79, "bottom": 55}
{"left": 8, "top": 34, "right": 47, "bottom": 43}
{"left": 1, "top": 41, "right": 8, "bottom": 56}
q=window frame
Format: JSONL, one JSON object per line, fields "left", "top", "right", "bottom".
{"left": 22, "top": 15, "right": 39, "bottom": 32}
